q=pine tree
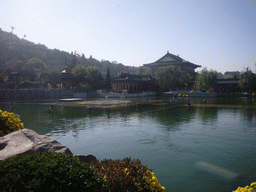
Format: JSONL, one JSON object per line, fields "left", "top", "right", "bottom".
{"left": 97, "top": 72, "right": 104, "bottom": 90}
{"left": 105, "top": 68, "right": 112, "bottom": 92}
{"left": 71, "top": 51, "right": 77, "bottom": 69}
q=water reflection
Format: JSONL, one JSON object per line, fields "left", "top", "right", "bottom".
{"left": 0, "top": 100, "right": 255, "bottom": 135}
{"left": 240, "top": 109, "right": 256, "bottom": 122}
{"left": 196, "top": 107, "right": 219, "bottom": 124}
{"left": 153, "top": 106, "right": 196, "bottom": 129}
{"left": 0, "top": 99, "right": 256, "bottom": 192}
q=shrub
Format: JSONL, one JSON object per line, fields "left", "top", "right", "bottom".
{"left": 74, "top": 83, "right": 91, "bottom": 93}
{"left": 0, "top": 110, "right": 25, "bottom": 137}
{"left": 233, "top": 182, "right": 256, "bottom": 192}
{"left": 91, "top": 157, "right": 166, "bottom": 192}
{"left": 0, "top": 152, "right": 104, "bottom": 192}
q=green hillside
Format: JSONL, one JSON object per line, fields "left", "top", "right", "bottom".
{"left": 0, "top": 29, "right": 138, "bottom": 76}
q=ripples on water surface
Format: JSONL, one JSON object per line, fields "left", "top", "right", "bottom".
{"left": 1, "top": 98, "right": 256, "bottom": 192}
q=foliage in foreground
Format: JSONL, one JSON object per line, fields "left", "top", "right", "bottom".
{"left": 233, "top": 182, "right": 256, "bottom": 192}
{"left": 91, "top": 157, "right": 166, "bottom": 192}
{"left": 0, "top": 109, "right": 24, "bottom": 137}
{"left": 0, "top": 152, "right": 103, "bottom": 192}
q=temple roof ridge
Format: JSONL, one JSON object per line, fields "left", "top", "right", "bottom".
{"left": 143, "top": 51, "right": 201, "bottom": 71}
{"left": 154, "top": 51, "right": 183, "bottom": 63}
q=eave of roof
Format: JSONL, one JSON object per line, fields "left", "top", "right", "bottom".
{"left": 144, "top": 61, "right": 201, "bottom": 68}
{"left": 143, "top": 52, "right": 201, "bottom": 68}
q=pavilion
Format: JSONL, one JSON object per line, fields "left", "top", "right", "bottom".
{"left": 143, "top": 51, "right": 201, "bottom": 74}
{"left": 60, "top": 66, "right": 74, "bottom": 90}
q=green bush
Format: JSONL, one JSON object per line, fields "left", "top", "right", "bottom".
{"left": 0, "top": 152, "right": 104, "bottom": 192}
{"left": 91, "top": 157, "right": 166, "bottom": 192}
{"left": 0, "top": 110, "right": 25, "bottom": 137}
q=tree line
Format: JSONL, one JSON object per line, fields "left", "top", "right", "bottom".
{"left": 1, "top": 29, "right": 255, "bottom": 93}
{"left": 154, "top": 66, "right": 256, "bottom": 92}
{"left": 0, "top": 29, "right": 137, "bottom": 91}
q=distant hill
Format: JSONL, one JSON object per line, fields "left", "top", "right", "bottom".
{"left": 0, "top": 29, "right": 138, "bottom": 77}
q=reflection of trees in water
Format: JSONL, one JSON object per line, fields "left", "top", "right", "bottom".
{"left": 8, "top": 104, "right": 55, "bottom": 135}
{"left": 196, "top": 107, "right": 219, "bottom": 124}
{"left": 239, "top": 109, "right": 256, "bottom": 132}
{"left": 153, "top": 107, "right": 197, "bottom": 129}
{"left": 3, "top": 102, "right": 255, "bottom": 136}
{"left": 22, "top": 104, "right": 155, "bottom": 134}
{"left": 191, "top": 97, "right": 256, "bottom": 105}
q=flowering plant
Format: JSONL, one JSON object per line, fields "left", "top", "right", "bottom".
{"left": 233, "top": 182, "right": 256, "bottom": 192}
{"left": 91, "top": 157, "right": 166, "bottom": 192}
{"left": 0, "top": 110, "right": 24, "bottom": 137}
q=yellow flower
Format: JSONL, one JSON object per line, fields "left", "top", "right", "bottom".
{"left": 251, "top": 182, "right": 256, "bottom": 187}
{"left": 152, "top": 176, "right": 157, "bottom": 181}
{"left": 161, "top": 186, "right": 166, "bottom": 191}
{"left": 1, "top": 110, "right": 25, "bottom": 136}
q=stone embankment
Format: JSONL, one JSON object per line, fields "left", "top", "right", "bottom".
{"left": 0, "top": 89, "right": 74, "bottom": 101}
{"left": 0, "top": 129, "right": 96, "bottom": 163}
{"left": 51, "top": 99, "right": 169, "bottom": 109}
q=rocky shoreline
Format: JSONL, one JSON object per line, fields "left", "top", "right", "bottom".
{"left": 0, "top": 129, "right": 96, "bottom": 163}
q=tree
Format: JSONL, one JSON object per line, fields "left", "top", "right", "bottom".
{"left": 238, "top": 69, "right": 256, "bottom": 92}
{"left": 72, "top": 65, "right": 87, "bottom": 84}
{"left": 37, "top": 71, "right": 49, "bottom": 87}
{"left": 4, "top": 58, "right": 24, "bottom": 72}
{"left": 104, "top": 68, "right": 112, "bottom": 92}
{"left": 86, "top": 66, "right": 101, "bottom": 90}
{"left": 155, "top": 66, "right": 190, "bottom": 91}
{"left": 137, "top": 67, "right": 151, "bottom": 75}
{"left": 97, "top": 72, "right": 104, "bottom": 90}
{"left": 72, "top": 65, "right": 102, "bottom": 91}
{"left": 22, "top": 58, "right": 46, "bottom": 72}
{"left": 47, "top": 70, "right": 61, "bottom": 88}
{"left": 71, "top": 51, "right": 78, "bottom": 69}
{"left": 195, "top": 68, "right": 218, "bottom": 91}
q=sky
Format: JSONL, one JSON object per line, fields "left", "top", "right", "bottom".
{"left": 1, "top": 0, "right": 256, "bottom": 73}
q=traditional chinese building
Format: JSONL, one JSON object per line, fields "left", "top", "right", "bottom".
{"left": 112, "top": 73, "right": 158, "bottom": 93}
{"left": 218, "top": 79, "right": 240, "bottom": 92}
{"left": 8, "top": 71, "right": 37, "bottom": 82}
{"left": 143, "top": 51, "right": 201, "bottom": 74}
{"left": 60, "top": 66, "right": 74, "bottom": 90}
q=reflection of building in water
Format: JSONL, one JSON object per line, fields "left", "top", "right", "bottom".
{"left": 143, "top": 51, "right": 201, "bottom": 74}
{"left": 60, "top": 66, "right": 74, "bottom": 90}
{"left": 112, "top": 73, "right": 158, "bottom": 93}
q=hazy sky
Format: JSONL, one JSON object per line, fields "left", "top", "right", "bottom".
{"left": 1, "top": 0, "right": 256, "bottom": 73}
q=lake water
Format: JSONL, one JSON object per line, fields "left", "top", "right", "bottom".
{"left": 1, "top": 97, "right": 256, "bottom": 192}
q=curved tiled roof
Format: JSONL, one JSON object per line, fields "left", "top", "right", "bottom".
{"left": 143, "top": 51, "right": 201, "bottom": 69}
